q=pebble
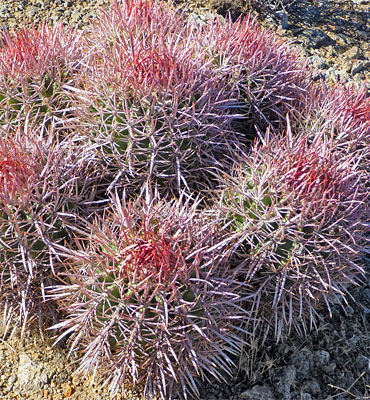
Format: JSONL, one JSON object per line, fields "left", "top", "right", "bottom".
{"left": 302, "top": 28, "right": 334, "bottom": 49}
{"left": 304, "top": 379, "right": 321, "bottom": 396}
{"left": 323, "top": 362, "right": 337, "bottom": 375}
{"left": 61, "top": 383, "right": 72, "bottom": 397}
{"left": 344, "top": 45, "right": 361, "bottom": 60}
{"left": 240, "top": 384, "right": 276, "bottom": 400}
{"left": 272, "top": 366, "right": 296, "bottom": 400}
{"left": 355, "top": 354, "right": 370, "bottom": 372}
{"left": 314, "top": 350, "right": 330, "bottom": 366}
{"left": 275, "top": 10, "right": 289, "bottom": 29}
{"left": 352, "top": 62, "right": 365, "bottom": 75}
{"left": 71, "top": 376, "right": 80, "bottom": 386}
{"left": 309, "top": 55, "right": 328, "bottom": 69}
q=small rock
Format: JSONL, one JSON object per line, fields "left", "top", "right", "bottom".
{"left": 302, "top": 28, "right": 333, "bottom": 49}
{"left": 352, "top": 62, "right": 364, "bottom": 75}
{"left": 344, "top": 46, "right": 361, "bottom": 60}
{"left": 8, "top": 375, "right": 16, "bottom": 385}
{"left": 240, "top": 384, "right": 276, "bottom": 400}
{"left": 292, "top": 349, "right": 313, "bottom": 383}
{"left": 323, "top": 362, "right": 337, "bottom": 375}
{"left": 309, "top": 55, "right": 328, "bottom": 69}
{"left": 314, "top": 350, "right": 330, "bottom": 366}
{"left": 355, "top": 354, "right": 370, "bottom": 372}
{"left": 304, "top": 379, "right": 321, "bottom": 396}
{"left": 272, "top": 366, "right": 296, "bottom": 400}
{"left": 61, "top": 382, "right": 73, "bottom": 397}
{"left": 72, "top": 376, "right": 80, "bottom": 386}
{"left": 275, "top": 11, "right": 288, "bottom": 29}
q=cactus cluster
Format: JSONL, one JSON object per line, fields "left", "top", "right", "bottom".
{"left": 0, "top": 0, "right": 369, "bottom": 398}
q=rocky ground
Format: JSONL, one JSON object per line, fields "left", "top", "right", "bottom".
{"left": 0, "top": 0, "right": 369, "bottom": 399}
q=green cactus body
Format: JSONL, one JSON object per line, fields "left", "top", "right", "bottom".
{"left": 0, "top": 71, "right": 73, "bottom": 130}
{"left": 90, "top": 92, "right": 200, "bottom": 189}
{"left": 0, "top": 203, "right": 68, "bottom": 260}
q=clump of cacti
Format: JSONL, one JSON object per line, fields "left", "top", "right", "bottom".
{"left": 50, "top": 195, "right": 250, "bottom": 398}
{"left": 0, "top": 0, "right": 369, "bottom": 398}
{"left": 216, "top": 130, "right": 369, "bottom": 339}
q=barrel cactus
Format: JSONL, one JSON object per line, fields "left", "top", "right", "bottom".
{"left": 194, "top": 10, "right": 312, "bottom": 142}
{"left": 50, "top": 195, "right": 250, "bottom": 398}
{"left": 0, "top": 22, "right": 83, "bottom": 135}
{"left": 295, "top": 82, "right": 370, "bottom": 175}
{"left": 65, "top": 0, "right": 246, "bottom": 198}
{"left": 216, "top": 131, "right": 369, "bottom": 339}
{"left": 0, "top": 125, "right": 101, "bottom": 331}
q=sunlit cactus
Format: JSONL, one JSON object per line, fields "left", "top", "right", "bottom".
{"left": 294, "top": 82, "right": 370, "bottom": 175}
{"left": 0, "top": 126, "right": 101, "bottom": 331}
{"left": 65, "top": 0, "right": 246, "bottom": 198}
{"left": 0, "top": 22, "right": 83, "bottom": 134}
{"left": 216, "top": 131, "right": 369, "bottom": 339}
{"left": 50, "top": 195, "right": 250, "bottom": 398}
{"left": 195, "top": 11, "right": 312, "bottom": 141}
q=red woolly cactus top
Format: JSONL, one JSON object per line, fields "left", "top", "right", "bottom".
{"left": 283, "top": 138, "right": 344, "bottom": 201}
{"left": 0, "top": 23, "right": 81, "bottom": 82}
{"left": 118, "top": 226, "right": 186, "bottom": 281}
{"left": 0, "top": 138, "right": 36, "bottom": 203}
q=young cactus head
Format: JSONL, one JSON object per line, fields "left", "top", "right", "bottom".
{"left": 217, "top": 131, "right": 369, "bottom": 340}
{"left": 196, "top": 12, "right": 312, "bottom": 142}
{"left": 0, "top": 22, "right": 83, "bottom": 134}
{"left": 0, "top": 125, "right": 102, "bottom": 332}
{"left": 50, "top": 194, "right": 250, "bottom": 399}
{"left": 296, "top": 82, "right": 370, "bottom": 175}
